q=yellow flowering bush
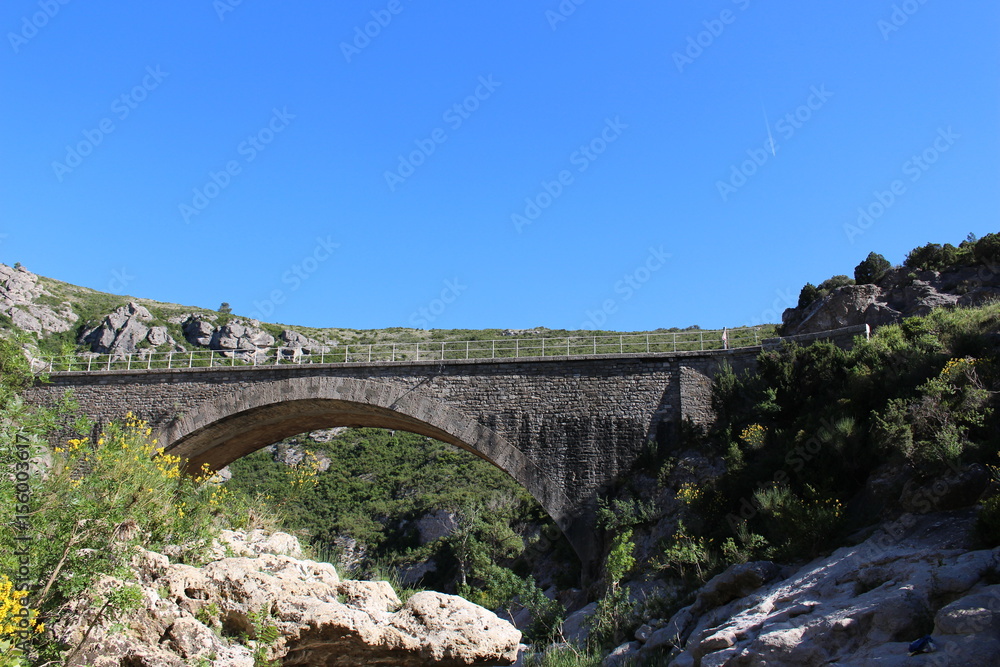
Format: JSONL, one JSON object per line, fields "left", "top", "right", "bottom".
{"left": 739, "top": 423, "right": 766, "bottom": 450}
{"left": 0, "top": 575, "right": 41, "bottom": 666}
{"left": 676, "top": 483, "right": 702, "bottom": 506}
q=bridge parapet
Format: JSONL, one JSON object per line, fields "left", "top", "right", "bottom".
{"left": 38, "top": 328, "right": 769, "bottom": 374}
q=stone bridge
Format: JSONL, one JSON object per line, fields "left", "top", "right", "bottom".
{"left": 25, "top": 348, "right": 781, "bottom": 569}
{"left": 27, "top": 323, "right": 867, "bottom": 568}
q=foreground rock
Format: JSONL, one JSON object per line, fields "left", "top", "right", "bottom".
{"left": 610, "top": 511, "right": 1000, "bottom": 666}
{"left": 57, "top": 531, "right": 521, "bottom": 666}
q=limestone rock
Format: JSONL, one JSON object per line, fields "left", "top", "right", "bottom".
{"left": 268, "top": 442, "right": 332, "bottom": 473}
{"left": 182, "top": 317, "right": 215, "bottom": 346}
{"left": 215, "top": 529, "right": 307, "bottom": 559}
{"left": 416, "top": 509, "right": 459, "bottom": 545}
{"left": 0, "top": 263, "right": 78, "bottom": 334}
{"left": 638, "top": 511, "right": 999, "bottom": 666}
{"left": 79, "top": 302, "right": 156, "bottom": 354}
{"left": 560, "top": 601, "right": 598, "bottom": 645}
{"left": 59, "top": 533, "right": 520, "bottom": 666}
{"left": 308, "top": 427, "right": 349, "bottom": 442}
{"left": 182, "top": 316, "right": 276, "bottom": 355}
{"left": 603, "top": 641, "right": 640, "bottom": 666}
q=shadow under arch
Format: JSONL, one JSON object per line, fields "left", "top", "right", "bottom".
{"left": 157, "top": 376, "right": 589, "bottom": 564}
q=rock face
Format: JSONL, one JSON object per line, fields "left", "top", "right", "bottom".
{"left": 182, "top": 316, "right": 276, "bottom": 357}
{"left": 417, "top": 509, "right": 459, "bottom": 545}
{"left": 0, "top": 263, "right": 78, "bottom": 334}
{"left": 57, "top": 531, "right": 521, "bottom": 666}
{"left": 79, "top": 302, "right": 180, "bottom": 354}
{"left": 610, "top": 510, "right": 1000, "bottom": 666}
{"left": 268, "top": 442, "right": 333, "bottom": 473}
{"left": 781, "top": 263, "right": 1000, "bottom": 335}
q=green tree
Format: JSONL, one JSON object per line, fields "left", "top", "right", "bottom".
{"left": 218, "top": 302, "right": 233, "bottom": 315}
{"left": 797, "top": 283, "right": 821, "bottom": 309}
{"left": 973, "top": 233, "right": 1000, "bottom": 266}
{"left": 854, "top": 252, "right": 891, "bottom": 285}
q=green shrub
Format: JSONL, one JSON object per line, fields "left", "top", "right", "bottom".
{"left": 854, "top": 252, "right": 892, "bottom": 285}
{"left": 905, "top": 242, "right": 965, "bottom": 271}
{"left": 797, "top": 283, "right": 821, "bottom": 309}
{"left": 976, "top": 495, "right": 1000, "bottom": 547}
{"left": 817, "top": 275, "right": 855, "bottom": 292}
{"left": 973, "top": 233, "right": 1000, "bottom": 266}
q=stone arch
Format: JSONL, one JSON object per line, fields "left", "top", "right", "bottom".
{"left": 157, "top": 376, "right": 586, "bottom": 560}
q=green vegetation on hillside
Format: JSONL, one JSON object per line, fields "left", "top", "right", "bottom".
{"left": 676, "top": 302, "right": 1000, "bottom": 568}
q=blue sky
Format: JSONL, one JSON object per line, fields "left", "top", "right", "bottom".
{"left": 2, "top": 1, "right": 997, "bottom": 331}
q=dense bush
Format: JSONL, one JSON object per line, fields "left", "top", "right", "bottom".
{"left": 973, "top": 232, "right": 1000, "bottom": 266}
{"left": 817, "top": 275, "right": 855, "bottom": 292}
{"left": 854, "top": 252, "right": 892, "bottom": 285}
{"left": 684, "top": 303, "right": 1000, "bottom": 569}
{"left": 904, "top": 242, "right": 969, "bottom": 272}
{"left": 797, "top": 283, "right": 821, "bottom": 309}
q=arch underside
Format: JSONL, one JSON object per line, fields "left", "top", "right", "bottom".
{"left": 157, "top": 377, "right": 588, "bottom": 562}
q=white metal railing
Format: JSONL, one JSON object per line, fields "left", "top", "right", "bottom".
{"left": 41, "top": 328, "right": 769, "bottom": 373}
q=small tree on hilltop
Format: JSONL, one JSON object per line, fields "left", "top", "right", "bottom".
{"left": 854, "top": 252, "right": 892, "bottom": 285}
{"left": 218, "top": 302, "right": 232, "bottom": 315}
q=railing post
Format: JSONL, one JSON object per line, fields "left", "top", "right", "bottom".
{"left": 700, "top": 331, "right": 704, "bottom": 350}
{"left": 106, "top": 355, "right": 111, "bottom": 371}
{"left": 392, "top": 344, "right": 396, "bottom": 362}
{"left": 593, "top": 337, "right": 597, "bottom": 355}
{"left": 440, "top": 342, "right": 444, "bottom": 360}
{"left": 491, "top": 340, "right": 495, "bottom": 358}
{"left": 754, "top": 329, "right": 759, "bottom": 346}
{"left": 515, "top": 339, "right": 519, "bottom": 358}
{"left": 620, "top": 335, "right": 623, "bottom": 354}
{"left": 368, "top": 345, "right": 372, "bottom": 363}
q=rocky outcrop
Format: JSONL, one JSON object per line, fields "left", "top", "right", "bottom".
{"left": 781, "top": 263, "right": 1000, "bottom": 335}
{"left": 57, "top": 531, "right": 521, "bottom": 666}
{"left": 0, "top": 263, "right": 78, "bottom": 334}
{"left": 182, "top": 316, "right": 274, "bottom": 352}
{"left": 607, "top": 511, "right": 1000, "bottom": 666}
{"left": 79, "top": 302, "right": 180, "bottom": 354}
{"left": 417, "top": 509, "right": 459, "bottom": 545}
{"left": 268, "top": 442, "right": 332, "bottom": 473}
